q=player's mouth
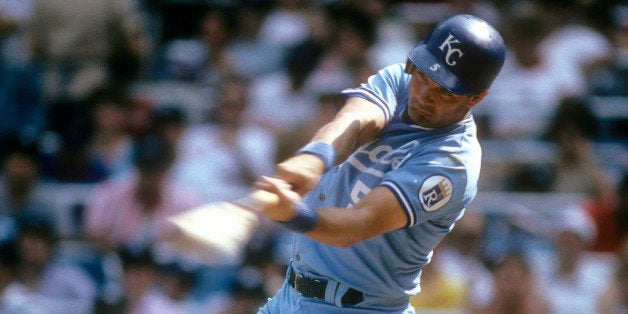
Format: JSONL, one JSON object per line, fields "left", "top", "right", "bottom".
{"left": 409, "top": 99, "right": 432, "bottom": 118}
{"left": 415, "top": 107, "right": 432, "bottom": 118}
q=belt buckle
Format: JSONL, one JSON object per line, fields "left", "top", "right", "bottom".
{"left": 294, "top": 273, "right": 303, "bottom": 295}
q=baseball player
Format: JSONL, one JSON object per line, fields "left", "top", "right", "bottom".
{"left": 255, "top": 14, "right": 506, "bottom": 313}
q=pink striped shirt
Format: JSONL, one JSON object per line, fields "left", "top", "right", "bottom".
{"left": 84, "top": 172, "right": 203, "bottom": 248}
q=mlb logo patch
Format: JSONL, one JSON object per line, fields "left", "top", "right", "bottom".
{"left": 419, "top": 175, "right": 453, "bottom": 212}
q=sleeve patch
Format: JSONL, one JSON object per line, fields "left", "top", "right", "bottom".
{"left": 419, "top": 175, "right": 453, "bottom": 212}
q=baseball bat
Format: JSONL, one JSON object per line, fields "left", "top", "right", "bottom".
{"left": 165, "top": 190, "right": 279, "bottom": 264}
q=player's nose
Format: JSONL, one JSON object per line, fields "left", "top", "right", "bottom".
{"left": 418, "top": 83, "right": 439, "bottom": 105}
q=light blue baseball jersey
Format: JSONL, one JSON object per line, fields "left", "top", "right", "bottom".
{"left": 289, "top": 63, "right": 482, "bottom": 310}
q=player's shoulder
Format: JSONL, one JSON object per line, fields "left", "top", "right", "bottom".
{"left": 378, "top": 63, "right": 407, "bottom": 77}
{"left": 362, "top": 62, "right": 409, "bottom": 91}
{"left": 408, "top": 123, "right": 481, "bottom": 165}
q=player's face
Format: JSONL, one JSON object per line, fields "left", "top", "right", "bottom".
{"left": 407, "top": 69, "right": 486, "bottom": 128}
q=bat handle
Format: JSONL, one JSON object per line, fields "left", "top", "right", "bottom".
{"left": 232, "top": 190, "right": 280, "bottom": 212}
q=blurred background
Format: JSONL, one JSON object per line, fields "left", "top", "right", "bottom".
{"left": 0, "top": 0, "right": 627, "bottom": 313}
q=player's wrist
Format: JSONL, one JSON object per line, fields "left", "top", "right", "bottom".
{"left": 277, "top": 201, "right": 319, "bottom": 233}
{"left": 296, "top": 141, "right": 336, "bottom": 171}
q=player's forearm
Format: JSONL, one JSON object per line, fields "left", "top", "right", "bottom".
{"left": 275, "top": 97, "right": 386, "bottom": 195}
{"left": 303, "top": 187, "right": 408, "bottom": 247}
{"left": 304, "top": 205, "right": 399, "bottom": 247}
{"left": 311, "top": 97, "right": 386, "bottom": 163}
{"left": 256, "top": 178, "right": 406, "bottom": 246}
{"left": 303, "top": 207, "right": 376, "bottom": 247}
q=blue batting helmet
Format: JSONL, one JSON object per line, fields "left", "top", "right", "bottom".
{"left": 405, "top": 14, "right": 506, "bottom": 95}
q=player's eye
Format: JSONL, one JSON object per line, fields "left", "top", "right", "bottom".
{"left": 415, "top": 71, "right": 428, "bottom": 81}
{"left": 439, "top": 88, "right": 455, "bottom": 99}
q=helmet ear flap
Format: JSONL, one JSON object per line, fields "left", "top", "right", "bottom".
{"left": 405, "top": 59, "right": 417, "bottom": 74}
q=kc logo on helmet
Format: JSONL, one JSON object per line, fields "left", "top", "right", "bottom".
{"left": 439, "top": 34, "right": 464, "bottom": 66}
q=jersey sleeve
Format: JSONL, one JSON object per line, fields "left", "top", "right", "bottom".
{"left": 379, "top": 156, "right": 476, "bottom": 228}
{"left": 339, "top": 63, "right": 409, "bottom": 124}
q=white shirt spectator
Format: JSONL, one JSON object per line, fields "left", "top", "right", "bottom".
{"left": 1, "top": 262, "right": 98, "bottom": 314}
{"left": 244, "top": 72, "right": 319, "bottom": 136}
{"left": 174, "top": 124, "right": 276, "bottom": 203}
{"left": 0, "top": 0, "right": 34, "bottom": 65}
{"left": 258, "top": 4, "right": 309, "bottom": 49}
{"left": 538, "top": 206, "right": 616, "bottom": 314}
{"left": 540, "top": 24, "right": 613, "bottom": 93}
{"left": 478, "top": 52, "right": 580, "bottom": 139}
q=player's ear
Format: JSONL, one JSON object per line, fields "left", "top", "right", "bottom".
{"left": 405, "top": 59, "right": 417, "bottom": 74}
{"left": 467, "top": 89, "right": 489, "bottom": 107}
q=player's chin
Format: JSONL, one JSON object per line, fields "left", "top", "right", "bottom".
{"left": 408, "top": 108, "right": 431, "bottom": 126}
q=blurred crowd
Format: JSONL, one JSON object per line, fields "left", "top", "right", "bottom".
{"left": 0, "top": 0, "right": 627, "bottom": 313}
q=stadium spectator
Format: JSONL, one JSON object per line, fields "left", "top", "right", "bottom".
{"left": 584, "top": 169, "right": 628, "bottom": 254}
{"left": 227, "top": 3, "right": 285, "bottom": 80}
{"left": 478, "top": 2, "right": 581, "bottom": 139}
{"left": 409, "top": 261, "right": 465, "bottom": 311}
{"left": 545, "top": 97, "right": 615, "bottom": 200}
{"left": 0, "top": 0, "right": 34, "bottom": 66}
{"left": 275, "top": 93, "right": 339, "bottom": 163}
{"left": 589, "top": 3, "right": 628, "bottom": 97}
{"left": 0, "top": 0, "right": 44, "bottom": 151}
{"left": 131, "top": 260, "right": 203, "bottom": 314}
{"left": 433, "top": 211, "right": 495, "bottom": 311}
{"left": 243, "top": 34, "right": 324, "bottom": 136}
{"left": 470, "top": 252, "right": 550, "bottom": 314}
{"left": 0, "top": 241, "right": 19, "bottom": 305}
{"left": 0, "top": 137, "right": 47, "bottom": 215}
{"left": 1, "top": 212, "right": 98, "bottom": 313}
{"left": 197, "top": 7, "right": 237, "bottom": 86}
{"left": 0, "top": 136, "right": 52, "bottom": 243}
{"left": 539, "top": 206, "right": 615, "bottom": 314}
{"left": 84, "top": 133, "right": 202, "bottom": 253}
{"left": 29, "top": 0, "right": 148, "bottom": 106}
{"left": 149, "top": 105, "right": 188, "bottom": 152}
{"left": 86, "top": 86, "right": 135, "bottom": 177}
{"left": 99, "top": 246, "right": 158, "bottom": 313}
{"left": 258, "top": 0, "right": 310, "bottom": 51}
{"left": 538, "top": 0, "right": 614, "bottom": 96}
{"left": 597, "top": 255, "right": 628, "bottom": 314}
{"left": 174, "top": 76, "right": 276, "bottom": 204}
{"left": 306, "top": 3, "right": 378, "bottom": 95}
{"left": 40, "top": 102, "right": 110, "bottom": 183}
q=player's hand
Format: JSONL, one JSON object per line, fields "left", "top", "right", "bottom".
{"left": 254, "top": 176, "right": 302, "bottom": 222}
{"left": 275, "top": 154, "right": 326, "bottom": 195}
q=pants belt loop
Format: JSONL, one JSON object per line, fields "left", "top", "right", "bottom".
{"left": 288, "top": 264, "right": 364, "bottom": 307}
{"left": 324, "top": 278, "right": 339, "bottom": 305}
{"left": 333, "top": 284, "right": 351, "bottom": 307}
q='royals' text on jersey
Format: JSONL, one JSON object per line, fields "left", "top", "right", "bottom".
{"left": 290, "top": 63, "right": 482, "bottom": 304}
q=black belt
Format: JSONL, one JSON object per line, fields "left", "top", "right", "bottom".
{"left": 288, "top": 267, "right": 364, "bottom": 306}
